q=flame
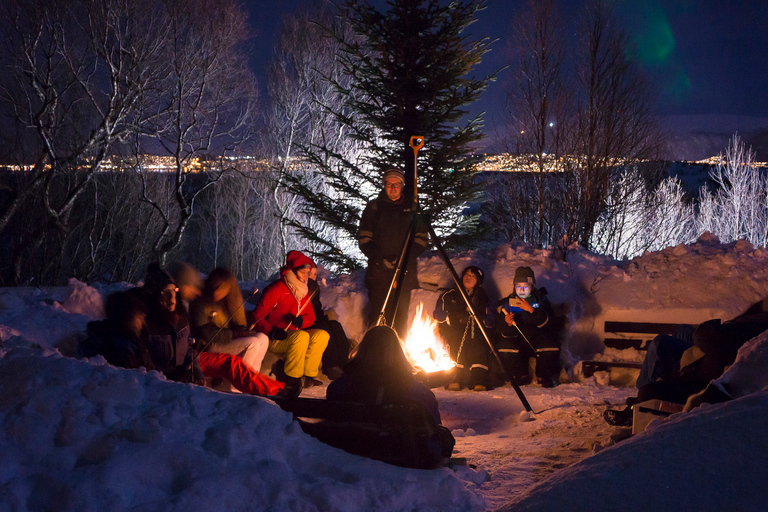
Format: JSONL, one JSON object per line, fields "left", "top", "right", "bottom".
{"left": 402, "top": 302, "right": 455, "bottom": 373}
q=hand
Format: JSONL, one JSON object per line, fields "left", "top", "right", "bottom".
{"left": 269, "top": 327, "right": 288, "bottom": 341}
{"left": 518, "top": 297, "right": 535, "bottom": 314}
{"left": 283, "top": 315, "right": 304, "bottom": 329}
{"left": 505, "top": 312, "right": 516, "bottom": 327}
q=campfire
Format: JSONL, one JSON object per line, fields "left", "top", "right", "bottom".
{"left": 402, "top": 303, "right": 455, "bottom": 376}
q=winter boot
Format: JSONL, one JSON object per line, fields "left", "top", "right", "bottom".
{"left": 603, "top": 406, "right": 633, "bottom": 427}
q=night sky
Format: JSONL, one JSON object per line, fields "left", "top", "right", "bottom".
{"left": 246, "top": 0, "right": 768, "bottom": 150}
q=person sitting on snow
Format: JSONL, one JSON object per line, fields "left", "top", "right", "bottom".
{"left": 433, "top": 265, "right": 492, "bottom": 391}
{"left": 249, "top": 251, "right": 330, "bottom": 397}
{"left": 306, "top": 262, "right": 352, "bottom": 381}
{"left": 494, "top": 266, "right": 560, "bottom": 388}
{"left": 144, "top": 264, "right": 284, "bottom": 396}
{"left": 80, "top": 289, "right": 154, "bottom": 371}
{"left": 190, "top": 267, "right": 270, "bottom": 376}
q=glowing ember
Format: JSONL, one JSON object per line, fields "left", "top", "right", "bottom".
{"left": 402, "top": 303, "right": 455, "bottom": 373}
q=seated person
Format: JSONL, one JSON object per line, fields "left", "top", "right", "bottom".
{"left": 190, "top": 267, "right": 269, "bottom": 375}
{"left": 249, "top": 251, "right": 329, "bottom": 396}
{"left": 433, "top": 265, "right": 492, "bottom": 391}
{"left": 144, "top": 264, "right": 283, "bottom": 396}
{"left": 605, "top": 300, "right": 768, "bottom": 426}
{"left": 326, "top": 325, "right": 454, "bottom": 459}
{"left": 80, "top": 289, "right": 154, "bottom": 371}
{"left": 636, "top": 324, "right": 695, "bottom": 388}
{"left": 494, "top": 266, "right": 560, "bottom": 388}
{"left": 307, "top": 262, "right": 351, "bottom": 381}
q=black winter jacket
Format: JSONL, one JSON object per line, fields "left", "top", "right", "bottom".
{"left": 358, "top": 191, "right": 429, "bottom": 289}
{"left": 495, "top": 288, "right": 558, "bottom": 351}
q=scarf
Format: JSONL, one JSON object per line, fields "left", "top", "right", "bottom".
{"left": 283, "top": 269, "right": 309, "bottom": 303}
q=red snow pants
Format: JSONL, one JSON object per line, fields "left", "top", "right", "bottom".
{"left": 198, "top": 351, "right": 284, "bottom": 396}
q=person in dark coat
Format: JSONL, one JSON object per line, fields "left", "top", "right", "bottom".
{"left": 190, "top": 267, "right": 269, "bottom": 375}
{"left": 307, "top": 263, "right": 351, "bottom": 381}
{"left": 358, "top": 168, "right": 429, "bottom": 339}
{"left": 327, "top": 326, "right": 442, "bottom": 424}
{"left": 495, "top": 266, "right": 560, "bottom": 388}
{"left": 144, "top": 264, "right": 284, "bottom": 396}
{"left": 434, "top": 266, "right": 492, "bottom": 391}
{"left": 326, "top": 326, "right": 454, "bottom": 459}
{"left": 80, "top": 289, "right": 154, "bottom": 371}
{"left": 142, "top": 263, "right": 199, "bottom": 383}
{"left": 604, "top": 298, "right": 768, "bottom": 426}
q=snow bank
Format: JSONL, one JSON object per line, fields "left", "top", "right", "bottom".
{"left": 0, "top": 347, "right": 484, "bottom": 512}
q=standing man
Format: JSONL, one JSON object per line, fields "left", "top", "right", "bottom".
{"left": 358, "top": 168, "right": 429, "bottom": 338}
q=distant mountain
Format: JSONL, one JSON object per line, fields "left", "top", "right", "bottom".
{"left": 662, "top": 114, "right": 768, "bottom": 161}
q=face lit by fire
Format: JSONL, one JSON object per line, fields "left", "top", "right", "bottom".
{"left": 294, "top": 266, "right": 310, "bottom": 283}
{"left": 462, "top": 271, "right": 478, "bottom": 292}
{"left": 515, "top": 282, "right": 532, "bottom": 300}
{"left": 384, "top": 177, "right": 404, "bottom": 201}
{"left": 158, "top": 283, "right": 177, "bottom": 312}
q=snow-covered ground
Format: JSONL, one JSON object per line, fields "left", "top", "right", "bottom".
{"left": 2, "top": 234, "right": 768, "bottom": 511}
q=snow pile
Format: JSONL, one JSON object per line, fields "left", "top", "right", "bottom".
{"left": 60, "top": 278, "right": 105, "bottom": 318}
{"left": 0, "top": 347, "right": 484, "bottom": 512}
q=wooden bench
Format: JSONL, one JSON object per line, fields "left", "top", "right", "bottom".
{"left": 581, "top": 321, "right": 682, "bottom": 378}
{"left": 271, "top": 397, "right": 450, "bottom": 469}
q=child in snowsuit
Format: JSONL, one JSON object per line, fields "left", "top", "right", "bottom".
{"left": 495, "top": 266, "right": 560, "bottom": 388}
{"left": 434, "top": 266, "right": 492, "bottom": 391}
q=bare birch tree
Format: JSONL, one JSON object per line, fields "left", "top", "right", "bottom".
{"left": 0, "top": 0, "right": 168, "bottom": 284}
{"left": 563, "top": 0, "right": 661, "bottom": 249}
{"left": 504, "top": 0, "right": 570, "bottom": 247}
{"left": 135, "top": 0, "right": 258, "bottom": 266}
{"left": 697, "top": 135, "right": 768, "bottom": 247}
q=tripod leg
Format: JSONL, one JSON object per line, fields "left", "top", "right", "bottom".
{"left": 425, "top": 221, "right": 534, "bottom": 413}
{"left": 375, "top": 221, "right": 415, "bottom": 330}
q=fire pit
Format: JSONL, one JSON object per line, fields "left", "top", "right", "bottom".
{"left": 402, "top": 303, "right": 456, "bottom": 389}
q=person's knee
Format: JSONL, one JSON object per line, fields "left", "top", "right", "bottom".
{"left": 313, "top": 330, "right": 330, "bottom": 349}
{"left": 291, "top": 331, "right": 310, "bottom": 349}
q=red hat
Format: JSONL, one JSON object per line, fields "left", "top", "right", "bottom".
{"left": 285, "top": 250, "right": 314, "bottom": 271}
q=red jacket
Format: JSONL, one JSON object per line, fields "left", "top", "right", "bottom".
{"left": 250, "top": 276, "right": 315, "bottom": 334}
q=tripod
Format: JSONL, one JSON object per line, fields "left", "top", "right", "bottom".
{"left": 375, "top": 136, "right": 533, "bottom": 413}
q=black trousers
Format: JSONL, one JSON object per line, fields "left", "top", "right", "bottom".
{"left": 316, "top": 318, "right": 351, "bottom": 370}
{"left": 438, "top": 322, "right": 490, "bottom": 388}
{"left": 366, "top": 280, "right": 413, "bottom": 340}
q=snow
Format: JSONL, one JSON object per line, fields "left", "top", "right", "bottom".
{"left": 2, "top": 234, "right": 768, "bottom": 511}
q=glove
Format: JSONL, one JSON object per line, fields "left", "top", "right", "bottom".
{"left": 282, "top": 314, "right": 304, "bottom": 329}
{"left": 269, "top": 327, "right": 288, "bottom": 341}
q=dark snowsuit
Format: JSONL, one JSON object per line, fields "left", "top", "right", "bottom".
{"left": 308, "top": 278, "right": 350, "bottom": 376}
{"left": 81, "top": 320, "right": 155, "bottom": 371}
{"left": 434, "top": 286, "right": 491, "bottom": 389}
{"left": 358, "top": 190, "right": 429, "bottom": 338}
{"left": 143, "top": 303, "right": 201, "bottom": 384}
{"left": 495, "top": 288, "right": 560, "bottom": 385}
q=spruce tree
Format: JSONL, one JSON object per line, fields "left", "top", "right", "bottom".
{"left": 282, "top": 0, "right": 492, "bottom": 273}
